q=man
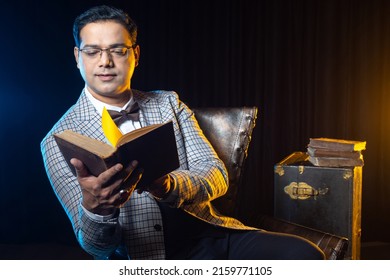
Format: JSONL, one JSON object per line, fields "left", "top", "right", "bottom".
{"left": 41, "top": 5, "right": 324, "bottom": 260}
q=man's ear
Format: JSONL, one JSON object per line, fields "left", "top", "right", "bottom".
{"left": 74, "top": 47, "right": 80, "bottom": 69}
{"left": 134, "top": 45, "right": 140, "bottom": 67}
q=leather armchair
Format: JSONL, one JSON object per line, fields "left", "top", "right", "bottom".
{"left": 193, "top": 107, "right": 348, "bottom": 260}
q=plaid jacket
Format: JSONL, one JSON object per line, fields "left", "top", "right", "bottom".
{"left": 41, "top": 90, "right": 252, "bottom": 260}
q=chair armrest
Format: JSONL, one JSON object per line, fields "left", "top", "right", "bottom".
{"left": 253, "top": 214, "right": 348, "bottom": 260}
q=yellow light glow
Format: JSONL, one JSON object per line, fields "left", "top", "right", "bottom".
{"left": 102, "top": 106, "right": 123, "bottom": 147}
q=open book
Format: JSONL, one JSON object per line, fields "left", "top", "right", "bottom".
{"left": 54, "top": 121, "right": 180, "bottom": 188}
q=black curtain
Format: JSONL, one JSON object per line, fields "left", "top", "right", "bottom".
{"left": 1, "top": 0, "right": 389, "bottom": 247}
{"left": 133, "top": 0, "right": 390, "bottom": 242}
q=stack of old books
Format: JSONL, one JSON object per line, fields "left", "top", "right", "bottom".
{"left": 307, "top": 138, "right": 366, "bottom": 167}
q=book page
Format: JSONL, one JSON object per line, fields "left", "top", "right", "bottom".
{"left": 56, "top": 130, "right": 116, "bottom": 158}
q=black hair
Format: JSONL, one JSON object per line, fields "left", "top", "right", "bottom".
{"left": 73, "top": 5, "right": 137, "bottom": 47}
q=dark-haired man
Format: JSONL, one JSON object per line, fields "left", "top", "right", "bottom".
{"left": 41, "top": 5, "right": 325, "bottom": 260}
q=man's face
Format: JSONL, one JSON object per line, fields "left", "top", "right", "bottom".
{"left": 74, "top": 21, "right": 140, "bottom": 105}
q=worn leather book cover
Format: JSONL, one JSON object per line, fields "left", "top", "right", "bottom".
{"left": 307, "top": 146, "right": 362, "bottom": 159}
{"left": 308, "top": 138, "right": 366, "bottom": 151}
{"left": 308, "top": 155, "right": 364, "bottom": 167}
{"left": 54, "top": 121, "right": 180, "bottom": 188}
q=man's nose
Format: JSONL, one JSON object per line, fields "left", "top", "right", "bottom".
{"left": 99, "top": 50, "right": 113, "bottom": 67}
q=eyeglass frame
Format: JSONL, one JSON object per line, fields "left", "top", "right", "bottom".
{"left": 77, "top": 44, "right": 137, "bottom": 60}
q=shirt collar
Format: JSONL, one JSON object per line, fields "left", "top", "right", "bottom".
{"left": 84, "top": 86, "right": 133, "bottom": 116}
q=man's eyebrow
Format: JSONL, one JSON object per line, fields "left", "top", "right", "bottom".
{"left": 109, "top": 43, "right": 130, "bottom": 48}
{"left": 80, "top": 43, "right": 130, "bottom": 48}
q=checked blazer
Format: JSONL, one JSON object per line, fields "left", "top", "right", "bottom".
{"left": 41, "top": 89, "right": 253, "bottom": 260}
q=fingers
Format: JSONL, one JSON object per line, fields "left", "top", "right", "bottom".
{"left": 70, "top": 158, "right": 124, "bottom": 183}
{"left": 70, "top": 158, "right": 90, "bottom": 178}
{"left": 119, "top": 166, "right": 143, "bottom": 193}
{"left": 74, "top": 158, "right": 143, "bottom": 213}
{"left": 115, "top": 162, "right": 143, "bottom": 194}
{"left": 109, "top": 182, "right": 138, "bottom": 208}
{"left": 120, "top": 160, "right": 139, "bottom": 184}
{"left": 98, "top": 163, "right": 124, "bottom": 184}
{"left": 136, "top": 174, "right": 172, "bottom": 199}
{"left": 97, "top": 161, "right": 143, "bottom": 208}
{"left": 112, "top": 189, "right": 132, "bottom": 207}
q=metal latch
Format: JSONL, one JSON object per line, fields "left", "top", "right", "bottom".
{"left": 284, "top": 182, "right": 329, "bottom": 200}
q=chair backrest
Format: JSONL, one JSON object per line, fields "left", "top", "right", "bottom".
{"left": 193, "top": 107, "right": 258, "bottom": 216}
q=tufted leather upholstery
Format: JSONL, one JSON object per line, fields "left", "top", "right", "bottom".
{"left": 193, "top": 107, "right": 348, "bottom": 260}
{"left": 193, "top": 107, "right": 257, "bottom": 216}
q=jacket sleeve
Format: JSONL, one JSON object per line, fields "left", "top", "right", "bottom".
{"left": 40, "top": 125, "right": 122, "bottom": 259}
{"left": 156, "top": 91, "right": 229, "bottom": 209}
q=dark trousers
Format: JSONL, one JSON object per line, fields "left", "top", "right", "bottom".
{"left": 158, "top": 202, "right": 325, "bottom": 260}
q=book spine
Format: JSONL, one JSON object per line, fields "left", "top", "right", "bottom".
{"left": 307, "top": 147, "right": 361, "bottom": 159}
{"left": 308, "top": 156, "right": 364, "bottom": 167}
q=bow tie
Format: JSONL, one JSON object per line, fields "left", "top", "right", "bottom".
{"left": 107, "top": 101, "right": 140, "bottom": 126}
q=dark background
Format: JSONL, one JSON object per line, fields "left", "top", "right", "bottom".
{"left": 1, "top": 0, "right": 390, "bottom": 256}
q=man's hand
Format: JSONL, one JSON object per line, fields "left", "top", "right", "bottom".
{"left": 70, "top": 158, "right": 143, "bottom": 216}
{"left": 137, "top": 174, "right": 174, "bottom": 200}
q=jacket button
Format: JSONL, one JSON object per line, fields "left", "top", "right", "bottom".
{"left": 154, "top": 224, "right": 162, "bottom": 231}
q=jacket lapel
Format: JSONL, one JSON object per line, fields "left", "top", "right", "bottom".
{"left": 132, "top": 90, "right": 163, "bottom": 127}
{"left": 72, "top": 91, "right": 107, "bottom": 143}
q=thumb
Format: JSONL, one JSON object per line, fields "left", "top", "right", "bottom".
{"left": 70, "top": 158, "right": 90, "bottom": 178}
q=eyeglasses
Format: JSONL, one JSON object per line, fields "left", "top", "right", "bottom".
{"left": 78, "top": 45, "right": 136, "bottom": 60}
